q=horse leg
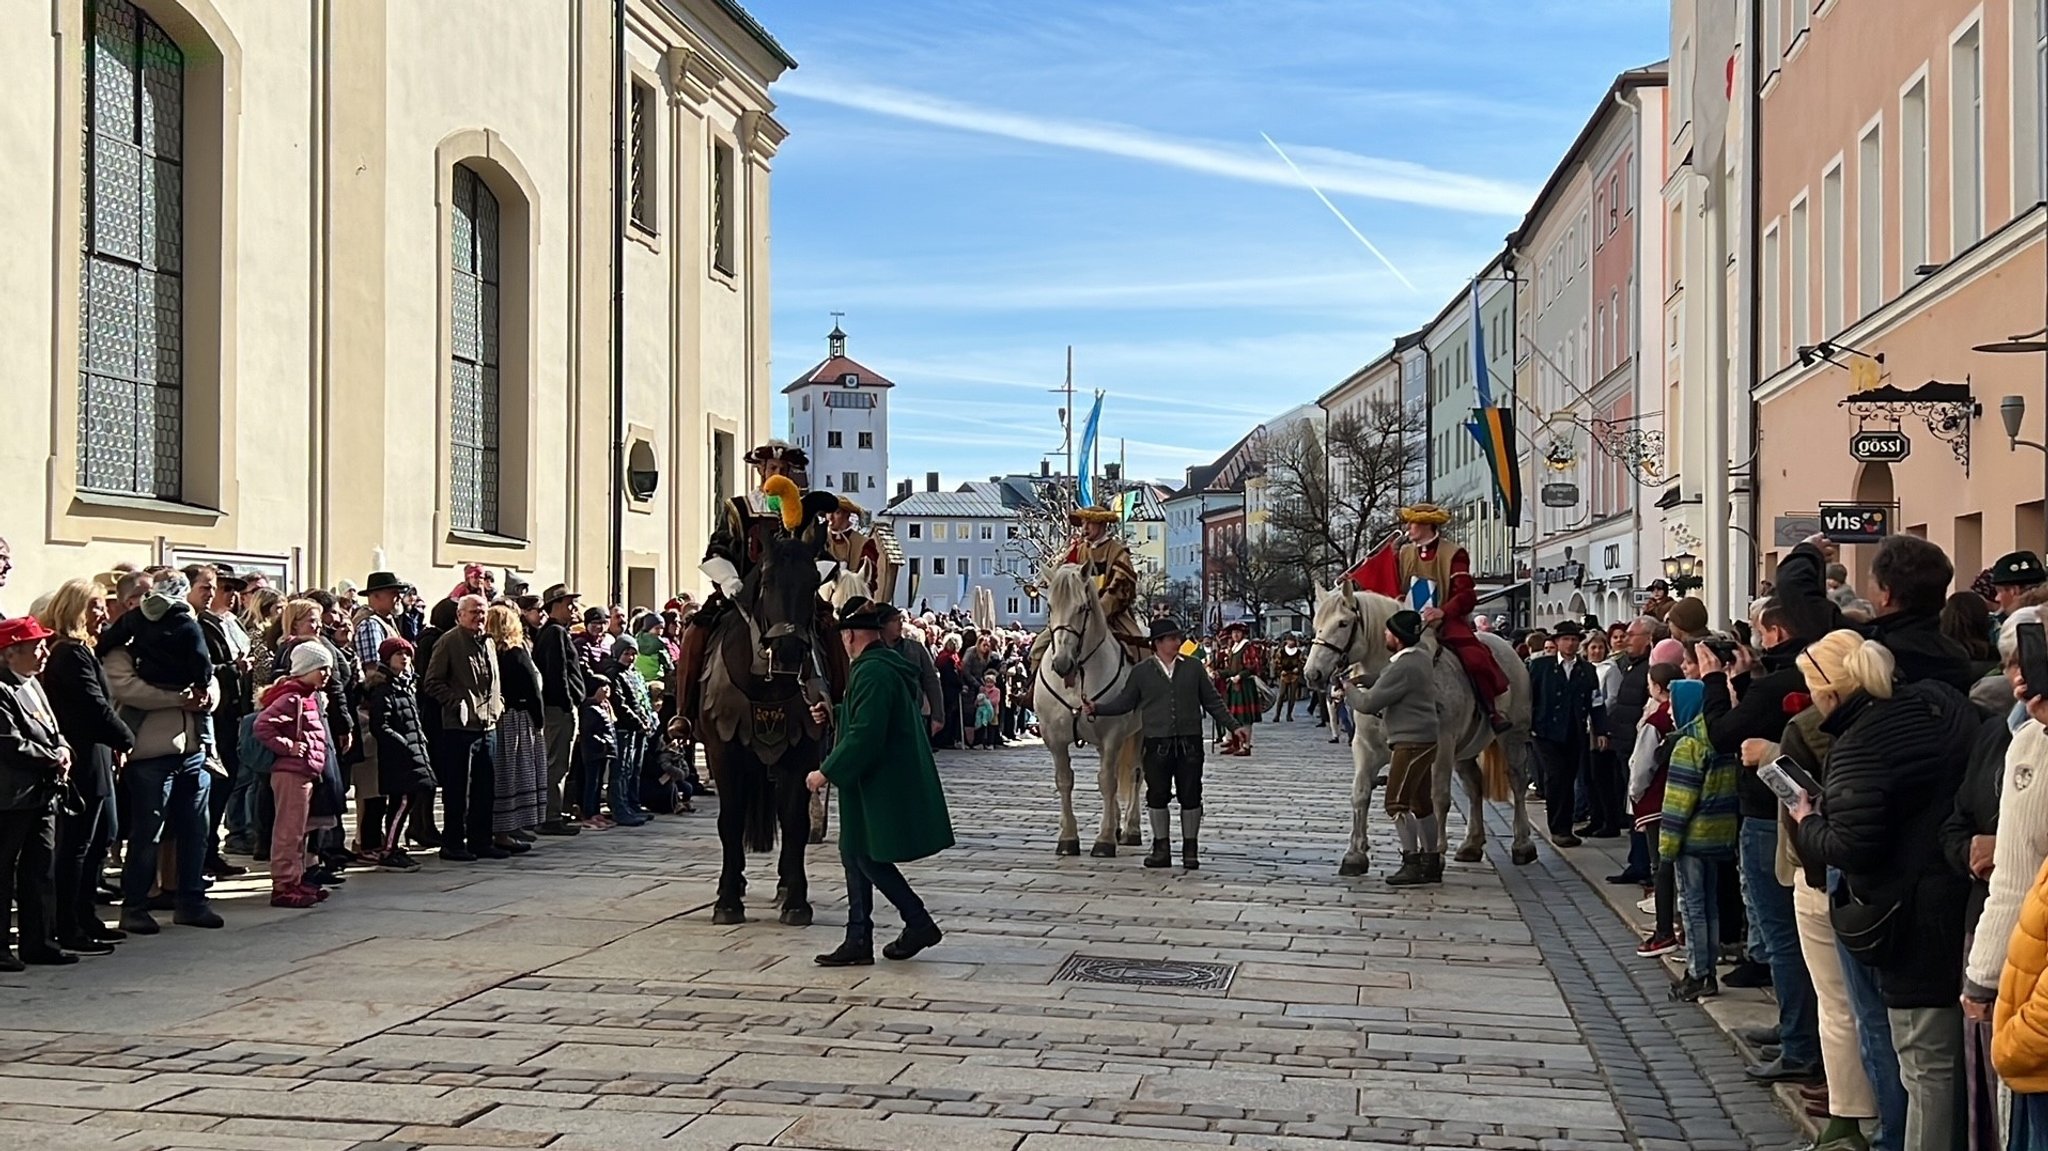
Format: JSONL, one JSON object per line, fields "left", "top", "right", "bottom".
{"left": 1452, "top": 757, "right": 1486, "bottom": 863}
{"left": 1507, "top": 738, "right": 1538, "bottom": 865}
{"left": 1118, "top": 736, "right": 1144, "bottom": 846}
{"left": 1052, "top": 740, "right": 1081, "bottom": 857}
{"left": 1340, "top": 733, "right": 1373, "bottom": 876}
{"left": 776, "top": 767, "right": 814, "bottom": 926}
{"left": 1090, "top": 741, "right": 1119, "bottom": 857}
{"left": 712, "top": 755, "right": 749, "bottom": 924}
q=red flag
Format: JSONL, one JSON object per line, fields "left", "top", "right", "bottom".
{"left": 1345, "top": 541, "right": 1399, "bottom": 597}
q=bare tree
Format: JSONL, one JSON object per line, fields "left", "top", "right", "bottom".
{"left": 1209, "top": 532, "right": 1306, "bottom": 635}
{"left": 1257, "top": 399, "right": 1425, "bottom": 582}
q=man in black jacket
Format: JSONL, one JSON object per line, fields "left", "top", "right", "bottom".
{"left": 1600, "top": 616, "right": 1660, "bottom": 881}
{"left": 1777, "top": 533, "right": 1973, "bottom": 690}
{"left": 534, "top": 584, "right": 585, "bottom": 836}
{"left": 1698, "top": 597, "right": 1823, "bottom": 1081}
{"left": 1530, "top": 621, "right": 1603, "bottom": 845}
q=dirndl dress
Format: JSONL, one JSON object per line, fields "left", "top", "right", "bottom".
{"left": 492, "top": 708, "right": 548, "bottom": 833}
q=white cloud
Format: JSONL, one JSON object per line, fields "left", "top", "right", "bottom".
{"left": 777, "top": 73, "right": 1535, "bottom": 217}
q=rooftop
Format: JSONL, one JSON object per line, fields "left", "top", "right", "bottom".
{"left": 881, "top": 481, "right": 1028, "bottom": 519}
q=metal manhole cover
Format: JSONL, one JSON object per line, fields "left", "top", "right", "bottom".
{"left": 1052, "top": 954, "right": 1237, "bottom": 992}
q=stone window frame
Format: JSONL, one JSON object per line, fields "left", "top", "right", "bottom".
{"left": 48, "top": 0, "right": 241, "bottom": 546}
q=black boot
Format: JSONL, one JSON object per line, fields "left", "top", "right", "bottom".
{"left": 1421, "top": 852, "right": 1445, "bottom": 884}
{"left": 815, "top": 939, "right": 873, "bottom": 967}
{"left": 1386, "top": 852, "right": 1427, "bottom": 886}
{"left": 1143, "top": 809, "right": 1172, "bottom": 868}
{"left": 1181, "top": 807, "right": 1202, "bottom": 871}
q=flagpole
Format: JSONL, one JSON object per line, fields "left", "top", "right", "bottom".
{"left": 1065, "top": 347, "right": 1075, "bottom": 503}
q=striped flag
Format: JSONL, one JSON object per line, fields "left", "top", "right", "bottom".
{"left": 1462, "top": 281, "right": 1521, "bottom": 524}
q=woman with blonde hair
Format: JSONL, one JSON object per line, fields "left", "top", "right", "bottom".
{"left": 1790, "top": 629, "right": 1977, "bottom": 1151}
{"left": 486, "top": 603, "right": 546, "bottom": 849}
{"left": 35, "top": 579, "right": 131, "bottom": 952}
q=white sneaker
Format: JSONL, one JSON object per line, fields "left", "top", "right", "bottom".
{"left": 1636, "top": 895, "right": 1655, "bottom": 914}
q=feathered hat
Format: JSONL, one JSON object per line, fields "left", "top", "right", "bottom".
{"left": 1069, "top": 502, "right": 1119, "bottom": 526}
{"left": 1396, "top": 502, "right": 1451, "bottom": 526}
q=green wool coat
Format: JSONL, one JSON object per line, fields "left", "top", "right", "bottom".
{"left": 820, "top": 644, "right": 956, "bottom": 864}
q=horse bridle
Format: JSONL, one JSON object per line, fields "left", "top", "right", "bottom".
{"left": 1037, "top": 597, "right": 1124, "bottom": 713}
{"left": 1312, "top": 601, "right": 1364, "bottom": 664}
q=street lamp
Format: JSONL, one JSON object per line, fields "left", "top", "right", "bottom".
{"left": 1662, "top": 550, "right": 1702, "bottom": 595}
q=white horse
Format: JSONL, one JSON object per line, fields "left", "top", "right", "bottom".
{"left": 1032, "top": 565, "right": 1144, "bottom": 856}
{"left": 1302, "top": 585, "right": 1537, "bottom": 873}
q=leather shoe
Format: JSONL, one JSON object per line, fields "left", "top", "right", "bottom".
{"left": 204, "top": 856, "right": 249, "bottom": 879}
{"left": 883, "top": 922, "right": 944, "bottom": 961}
{"left": 535, "top": 821, "right": 581, "bottom": 837}
{"left": 473, "top": 845, "right": 512, "bottom": 860}
{"left": 1552, "top": 834, "right": 1582, "bottom": 847}
{"left": 1737, "top": 1025, "right": 1781, "bottom": 1046}
{"left": 815, "top": 942, "right": 875, "bottom": 967}
{"left": 0, "top": 951, "right": 21, "bottom": 972}
{"left": 438, "top": 847, "right": 479, "bottom": 862}
{"left": 1606, "top": 870, "right": 1652, "bottom": 885}
{"left": 1723, "top": 959, "right": 1774, "bottom": 988}
{"left": 1747, "top": 1057, "right": 1824, "bottom": 1084}
{"left": 54, "top": 937, "right": 115, "bottom": 956}
{"left": 118, "top": 911, "right": 160, "bottom": 936}
{"left": 21, "top": 948, "right": 79, "bottom": 966}
{"left": 88, "top": 924, "right": 126, "bottom": 944}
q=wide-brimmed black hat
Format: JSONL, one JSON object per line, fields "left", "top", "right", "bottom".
{"left": 1992, "top": 550, "right": 2046, "bottom": 587}
{"left": 1551, "top": 620, "right": 1585, "bottom": 638}
{"left": 362, "top": 571, "right": 409, "bottom": 595}
{"left": 1147, "top": 618, "right": 1185, "bottom": 643}
{"left": 744, "top": 439, "right": 809, "bottom": 468}
{"left": 838, "top": 598, "right": 899, "bottom": 631}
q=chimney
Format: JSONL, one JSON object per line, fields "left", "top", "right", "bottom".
{"left": 896, "top": 479, "right": 911, "bottom": 498}
{"left": 1104, "top": 462, "right": 1122, "bottom": 482}
{"left": 1040, "top": 459, "right": 1050, "bottom": 477}
{"left": 925, "top": 471, "right": 939, "bottom": 492}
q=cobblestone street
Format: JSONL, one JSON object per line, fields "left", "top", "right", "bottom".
{"left": 0, "top": 718, "right": 1801, "bottom": 1151}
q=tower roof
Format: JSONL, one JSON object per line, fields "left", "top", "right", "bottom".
{"left": 786, "top": 322, "right": 895, "bottom": 393}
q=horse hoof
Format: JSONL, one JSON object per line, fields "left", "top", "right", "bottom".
{"left": 1055, "top": 839, "right": 1082, "bottom": 857}
{"left": 1454, "top": 846, "right": 1484, "bottom": 864}
{"left": 711, "top": 905, "right": 745, "bottom": 926}
{"left": 1119, "top": 832, "right": 1143, "bottom": 847}
{"left": 778, "top": 904, "right": 813, "bottom": 927}
{"left": 1511, "top": 844, "right": 1538, "bottom": 866}
{"left": 1089, "top": 841, "right": 1117, "bottom": 858}
{"left": 1338, "top": 854, "right": 1370, "bottom": 877}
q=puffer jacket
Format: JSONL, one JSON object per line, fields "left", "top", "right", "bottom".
{"left": 366, "top": 667, "right": 434, "bottom": 795}
{"left": 254, "top": 678, "right": 330, "bottom": 780}
{"left": 1993, "top": 855, "right": 2048, "bottom": 1091}
{"left": 1795, "top": 679, "right": 1978, "bottom": 1007}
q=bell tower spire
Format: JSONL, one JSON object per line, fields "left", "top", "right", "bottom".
{"left": 828, "top": 312, "right": 847, "bottom": 358}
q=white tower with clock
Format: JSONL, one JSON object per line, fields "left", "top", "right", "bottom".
{"left": 785, "top": 320, "right": 892, "bottom": 501}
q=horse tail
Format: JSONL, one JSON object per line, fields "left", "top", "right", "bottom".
{"left": 1479, "top": 742, "right": 1513, "bottom": 802}
{"left": 744, "top": 771, "right": 778, "bottom": 853}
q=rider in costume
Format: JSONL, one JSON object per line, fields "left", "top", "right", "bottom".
{"left": 1063, "top": 503, "right": 1145, "bottom": 660}
{"left": 1393, "top": 502, "right": 1511, "bottom": 733}
{"left": 824, "top": 496, "right": 894, "bottom": 602}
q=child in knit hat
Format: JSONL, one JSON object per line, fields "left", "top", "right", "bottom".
{"left": 98, "top": 572, "right": 213, "bottom": 695}
{"left": 255, "top": 640, "right": 337, "bottom": 907}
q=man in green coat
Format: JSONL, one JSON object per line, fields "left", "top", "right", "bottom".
{"left": 807, "top": 599, "right": 954, "bottom": 967}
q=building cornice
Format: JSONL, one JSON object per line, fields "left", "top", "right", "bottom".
{"left": 738, "top": 109, "right": 788, "bottom": 158}
{"left": 669, "top": 45, "right": 729, "bottom": 106}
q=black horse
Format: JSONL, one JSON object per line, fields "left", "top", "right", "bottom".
{"left": 695, "top": 530, "right": 842, "bottom": 926}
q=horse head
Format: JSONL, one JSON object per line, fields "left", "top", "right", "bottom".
{"left": 740, "top": 532, "right": 825, "bottom": 680}
{"left": 820, "top": 564, "right": 873, "bottom": 614}
{"left": 1042, "top": 563, "right": 1099, "bottom": 681}
{"left": 1304, "top": 583, "right": 1400, "bottom": 693}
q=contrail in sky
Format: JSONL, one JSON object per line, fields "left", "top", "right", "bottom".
{"left": 1260, "top": 131, "right": 1419, "bottom": 294}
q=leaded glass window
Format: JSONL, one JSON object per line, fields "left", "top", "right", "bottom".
{"left": 450, "top": 164, "right": 501, "bottom": 534}
{"left": 80, "top": 0, "right": 184, "bottom": 499}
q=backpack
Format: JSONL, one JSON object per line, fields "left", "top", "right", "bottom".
{"left": 238, "top": 711, "right": 277, "bottom": 775}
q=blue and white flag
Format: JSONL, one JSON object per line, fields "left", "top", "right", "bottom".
{"left": 1076, "top": 391, "right": 1105, "bottom": 507}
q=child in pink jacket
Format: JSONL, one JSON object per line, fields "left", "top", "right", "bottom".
{"left": 256, "top": 642, "right": 335, "bottom": 907}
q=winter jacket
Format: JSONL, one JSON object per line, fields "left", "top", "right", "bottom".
{"left": 577, "top": 700, "right": 617, "bottom": 776}
{"left": 820, "top": 644, "right": 956, "bottom": 864}
{"left": 883, "top": 635, "right": 944, "bottom": 721}
{"left": 366, "top": 667, "right": 434, "bottom": 795}
{"left": 423, "top": 627, "right": 502, "bottom": 732}
{"left": 1529, "top": 654, "right": 1602, "bottom": 745}
{"left": 254, "top": 678, "right": 330, "bottom": 780}
{"left": 1794, "top": 680, "right": 1977, "bottom": 1007}
{"left": 1659, "top": 681, "right": 1739, "bottom": 862}
{"left": 1775, "top": 540, "right": 1977, "bottom": 693}
{"left": 0, "top": 667, "right": 68, "bottom": 811}
{"left": 1702, "top": 640, "right": 1808, "bottom": 820}
{"left": 102, "top": 646, "right": 218, "bottom": 761}
{"left": 610, "top": 666, "right": 655, "bottom": 734}
{"left": 634, "top": 632, "right": 673, "bottom": 690}
{"left": 1599, "top": 655, "right": 1652, "bottom": 742}
{"left": 38, "top": 640, "right": 132, "bottom": 800}
{"left": 535, "top": 620, "right": 585, "bottom": 710}
{"left": 272, "top": 636, "right": 355, "bottom": 748}
{"left": 1964, "top": 719, "right": 2048, "bottom": 999}
{"left": 1942, "top": 712, "right": 2014, "bottom": 939}
{"left": 98, "top": 595, "right": 212, "bottom": 691}
{"left": 497, "top": 643, "right": 545, "bottom": 727}
{"left": 1995, "top": 855, "right": 2048, "bottom": 1091}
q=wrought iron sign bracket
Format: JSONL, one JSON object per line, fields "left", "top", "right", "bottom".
{"left": 1839, "top": 379, "right": 1979, "bottom": 475}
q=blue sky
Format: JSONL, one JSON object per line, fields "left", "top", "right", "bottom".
{"left": 763, "top": 0, "right": 1668, "bottom": 490}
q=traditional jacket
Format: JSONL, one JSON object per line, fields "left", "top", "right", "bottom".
{"left": 1063, "top": 533, "right": 1139, "bottom": 630}
{"left": 1397, "top": 536, "right": 1476, "bottom": 636}
{"left": 702, "top": 490, "right": 785, "bottom": 595}
{"left": 820, "top": 645, "right": 955, "bottom": 863}
{"left": 1092, "top": 654, "right": 1240, "bottom": 739}
{"left": 827, "top": 526, "right": 893, "bottom": 600}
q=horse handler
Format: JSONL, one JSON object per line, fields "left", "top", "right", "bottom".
{"left": 1083, "top": 618, "right": 1249, "bottom": 871}
{"left": 808, "top": 600, "right": 953, "bottom": 967}
{"left": 1338, "top": 609, "right": 1442, "bottom": 887}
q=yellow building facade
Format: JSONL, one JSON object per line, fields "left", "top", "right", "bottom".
{"left": 0, "top": 0, "right": 790, "bottom": 606}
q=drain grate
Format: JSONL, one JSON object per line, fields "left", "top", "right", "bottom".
{"left": 1052, "top": 953, "right": 1237, "bottom": 992}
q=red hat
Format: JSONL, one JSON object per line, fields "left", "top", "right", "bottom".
{"left": 378, "top": 636, "right": 416, "bottom": 664}
{"left": 0, "top": 616, "right": 54, "bottom": 650}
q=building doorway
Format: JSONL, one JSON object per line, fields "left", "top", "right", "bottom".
{"left": 1850, "top": 462, "right": 1894, "bottom": 595}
